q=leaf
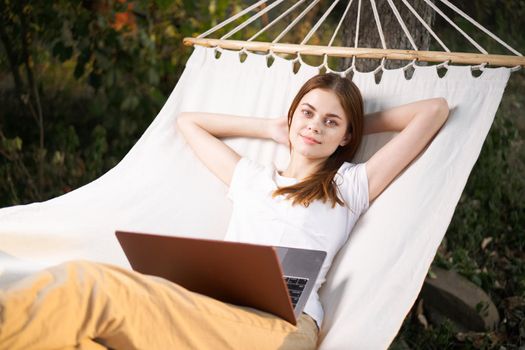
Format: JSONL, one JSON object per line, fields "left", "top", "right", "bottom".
{"left": 481, "top": 236, "right": 493, "bottom": 250}
{"left": 471, "top": 274, "right": 482, "bottom": 287}
{"left": 147, "top": 68, "right": 159, "bottom": 85}
{"left": 416, "top": 299, "right": 428, "bottom": 329}
{"left": 155, "top": 0, "right": 174, "bottom": 11}
{"left": 209, "top": 0, "right": 216, "bottom": 17}
{"left": 164, "top": 24, "right": 177, "bottom": 38}
{"left": 120, "top": 95, "right": 139, "bottom": 111}
{"left": 52, "top": 151, "right": 64, "bottom": 166}
{"left": 13, "top": 137, "right": 23, "bottom": 151}
{"left": 2, "top": 137, "right": 23, "bottom": 153}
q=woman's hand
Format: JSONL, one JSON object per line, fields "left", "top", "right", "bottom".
{"left": 269, "top": 116, "right": 289, "bottom": 146}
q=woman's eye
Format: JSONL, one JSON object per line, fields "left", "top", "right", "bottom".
{"left": 301, "top": 110, "right": 337, "bottom": 126}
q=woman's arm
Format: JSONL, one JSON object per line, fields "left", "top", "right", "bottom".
{"left": 363, "top": 102, "right": 440, "bottom": 135}
{"left": 176, "top": 112, "right": 276, "bottom": 186}
{"left": 365, "top": 98, "right": 450, "bottom": 202}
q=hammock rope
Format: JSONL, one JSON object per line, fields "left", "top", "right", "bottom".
{"left": 422, "top": 0, "right": 487, "bottom": 55}
{"left": 197, "top": 0, "right": 268, "bottom": 39}
{"left": 398, "top": 0, "right": 450, "bottom": 52}
{"left": 248, "top": 0, "right": 305, "bottom": 42}
{"left": 439, "top": 0, "right": 522, "bottom": 56}
{"left": 301, "top": 0, "right": 339, "bottom": 45}
{"left": 320, "top": 0, "right": 350, "bottom": 73}
{"left": 386, "top": 0, "right": 418, "bottom": 51}
{"left": 328, "top": 0, "right": 351, "bottom": 48}
{"left": 187, "top": 0, "right": 524, "bottom": 72}
{"left": 220, "top": 0, "right": 284, "bottom": 40}
{"left": 370, "top": 0, "right": 387, "bottom": 51}
{"left": 349, "top": 0, "right": 360, "bottom": 70}
{"left": 274, "top": 0, "right": 322, "bottom": 43}
{"left": 369, "top": 0, "right": 387, "bottom": 74}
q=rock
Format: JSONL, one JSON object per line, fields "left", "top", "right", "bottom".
{"left": 421, "top": 267, "right": 499, "bottom": 332}
{"left": 425, "top": 306, "right": 468, "bottom": 333}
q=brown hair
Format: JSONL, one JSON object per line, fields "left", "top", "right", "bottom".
{"left": 271, "top": 73, "right": 364, "bottom": 209}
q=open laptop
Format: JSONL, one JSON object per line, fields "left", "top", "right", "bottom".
{"left": 115, "top": 230, "right": 326, "bottom": 325}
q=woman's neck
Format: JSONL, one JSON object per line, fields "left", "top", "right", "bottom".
{"left": 280, "top": 155, "right": 326, "bottom": 180}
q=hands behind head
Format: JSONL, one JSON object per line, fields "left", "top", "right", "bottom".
{"left": 269, "top": 116, "right": 289, "bottom": 146}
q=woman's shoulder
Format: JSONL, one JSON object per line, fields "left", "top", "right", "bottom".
{"left": 235, "top": 156, "right": 266, "bottom": 170}
{"left": 337, "top": 161, "right": 365, "bottom": 174}
{"left": 335, "top": 161, "right": 370, "bottom": 212}
{"left": 228, "top": 157, "right": 275, "bottom": 200}
{"left": 335, "top": 161, "right": 368, "bottom": 188}
{"left": 234, "top": 156, "right": 275, "bottom": 182}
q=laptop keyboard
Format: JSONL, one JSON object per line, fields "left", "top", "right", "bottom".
{"left": 284, "top": 275, "right": 308, "bottom": 308}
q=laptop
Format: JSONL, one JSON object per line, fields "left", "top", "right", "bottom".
{"left": 115, "top": 230, "right": 326, "bottom": 325}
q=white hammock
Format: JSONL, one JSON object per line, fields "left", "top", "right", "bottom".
{"left": 0, "top": 45, "right": 511, "bottom": 348}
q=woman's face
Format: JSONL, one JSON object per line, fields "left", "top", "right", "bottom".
{"left": 289, "top": 88, "right": 350, "bottom": 160}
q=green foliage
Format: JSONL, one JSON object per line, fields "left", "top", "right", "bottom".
{"left": 0, "top": 0, "right": 239, "bottom": 205}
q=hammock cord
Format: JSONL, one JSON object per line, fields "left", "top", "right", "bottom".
{"left": 273, "top": 0, "right": 322, "bottom": 44}
{"left": 399, "top": 0, "right": 450, "bottom": 53}
{"left": 324, "top": 0, "right": 354, "bottom": 74}
{"left": 197, "top": 0, "right": 268, "bottom": 39}
{"left": 351, "top": 0, "right": 362, "bottom": 69}
{"left": 248, "top": 0, "right": 306, "bottom": 42}
{"left": 220, "top": 0, "right": 285, "bottom": 40}
{"left": 439, "top": 0, "right": 523, "bottom": 57}
{"left": 301, "top": 0, "right": 340, "bottom": 45}
{"left": 329, "top": 0, "right": 353, "bottom": 48}
{"left": 386, "top": 0, "right": 418, "bottom": 51}
{"left": 369, "top": 0, "right": 387, "bottom": 50}
{"left": 422, "top": 0, "right": 488, "bottom": 55}
{"left": 294, "top": 0, "right": 341, "bottom": 69}
{"left": 196, "top": 0, "right": 521, "bottom": 72}
{"left": 369, "top": 0, "right": 387, "bottom": 74}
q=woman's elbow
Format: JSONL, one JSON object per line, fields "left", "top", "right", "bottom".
{"left": 429, "top": 98, "right": 450, "bottom": 123}
{"left": 176, "top": 112, "right": 193, "bottom": 126}
{"left": 176, "top": 113, "right": 193, "bottom": 134}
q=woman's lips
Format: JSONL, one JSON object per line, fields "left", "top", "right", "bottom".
{"left": 301, "top": 135, "right": 321, "bottom": 145}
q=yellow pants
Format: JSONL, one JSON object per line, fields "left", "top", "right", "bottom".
{"left": 0, "top": 260, "right": 318, "bottom": 350}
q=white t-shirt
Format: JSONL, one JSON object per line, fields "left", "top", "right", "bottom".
{"left": 225, "top": 157, "right": 370, "bottom": 328}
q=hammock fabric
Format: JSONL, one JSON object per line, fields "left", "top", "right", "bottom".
{"left": 0, "top": 46, "right": 511, "bottom": 349}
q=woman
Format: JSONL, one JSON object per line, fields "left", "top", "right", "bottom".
{"left": 0, "top": 73, "right": 449, "bottom": 350}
